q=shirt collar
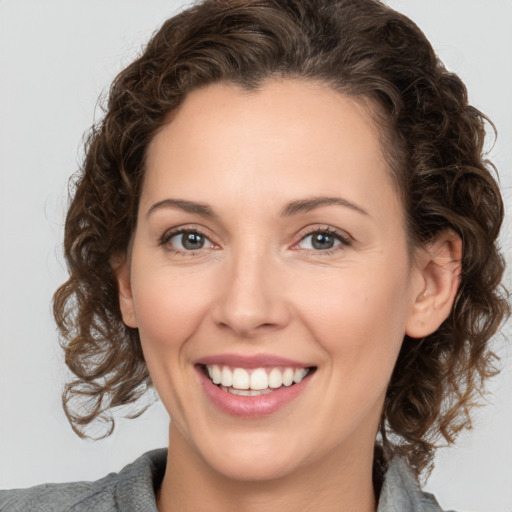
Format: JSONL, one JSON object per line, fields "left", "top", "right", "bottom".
{"left": 114, "top": 449, "right": 444, "bottom": 512}
{"left": 378, "top": 457, "right": 444, "bottom": 512}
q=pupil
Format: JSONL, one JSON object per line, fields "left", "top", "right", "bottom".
{"left": 312, "top": 233, "right": 334, "bottom": 250}
{"left": 182, "top": 233, "right": 204, "bottom": 250}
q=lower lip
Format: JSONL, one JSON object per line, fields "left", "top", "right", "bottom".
{"left": 197, "top": 367, "right": 312, "bottom": 417}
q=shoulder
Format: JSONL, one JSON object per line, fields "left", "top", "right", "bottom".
{"left": 378, "top": 458, "right": 457, "bottom": 512}
{"left": 0, "top": 479, "right": 115, "bottom": 512}
{"left": 0, "top": 448, "right": 167, "bottom": 512}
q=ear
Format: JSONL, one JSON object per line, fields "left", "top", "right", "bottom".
{"left": 405, "top": 230, "right": 462, "bottom": 339}
{"left": 111, "top": 254, "right": 138, "bottom": 328}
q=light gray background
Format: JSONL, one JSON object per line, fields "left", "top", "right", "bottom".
{"left": 0, "top": 1, "right": 511, "bottom": 511}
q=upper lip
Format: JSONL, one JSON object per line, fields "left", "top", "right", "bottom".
{"left": 196, "top": 353, "right": 313, "bottom": 369}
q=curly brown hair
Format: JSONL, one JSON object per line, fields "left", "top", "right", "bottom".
{"left": 53, "top": 0, "right": 509, "bottom": 475}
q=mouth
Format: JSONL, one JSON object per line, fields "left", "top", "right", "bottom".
{"left": 199, "top": 364, "right": 317, "bottom": 396}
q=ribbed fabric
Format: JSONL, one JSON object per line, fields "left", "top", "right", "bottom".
{"left": 0, "top": 449, "right": 452, "bottom": 511}
{"left": 378, "top": 457, "right": 454, "bottom": 512}
{"left": 0, "top": 450, "right": 165, "bottom": 512}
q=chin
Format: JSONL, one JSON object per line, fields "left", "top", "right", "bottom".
{"left": 196, "top": 430, "right": 308, "bottom": 482}
{"left": 209, "top": 452, "right": 302, "bottom": 483}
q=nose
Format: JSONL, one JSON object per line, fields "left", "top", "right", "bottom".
{"left": 210, "top": 245, "right": 291, "bottom": 339}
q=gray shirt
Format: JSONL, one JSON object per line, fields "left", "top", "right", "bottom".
{"left": 0, "top": 449, "right": 451, "bottom": 511}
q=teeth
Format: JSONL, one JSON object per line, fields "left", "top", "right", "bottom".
{"left": 222, "top": 387, "right": 274, "bottom": 396}
{"left": 250, "top": 368, "right": 269, "bottom": 390}
{"left": 208, "top": 365, "right": 221, "bottom": 384}
{"left": 282, "top": 368, "right": 294, "bottom": 386}
{"left": 206, "top": 365, "right": 310, "bottom": 391}
{"left": 232, "top": 368, "right": 250, "bottom": 390}
{"left": 293, "top": 368, "right": 308, "bottom": 383}
{"left": 221, "top": 366, "right": 233, "bottom": 387}
{"left": 268, "top": 368, "right": 283, "bottom": 389}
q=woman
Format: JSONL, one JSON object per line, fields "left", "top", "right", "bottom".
{"left": 0, "top": 0, "right": 509, "bottom": 510}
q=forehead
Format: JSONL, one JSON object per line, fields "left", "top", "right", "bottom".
{"left": 142, "top": 79, "right": 399, "bottom": 219}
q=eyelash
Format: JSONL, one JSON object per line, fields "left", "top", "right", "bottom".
{"left": 300, "top": 227, "right": 351, "bottom": 251}
{"left": 159, "top": 227, "right": 214, "bottom": 255}
{"left": 159, "top": 226, "right": 352, "bottom": 256}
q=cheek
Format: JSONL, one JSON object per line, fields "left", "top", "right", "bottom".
{"left": 131, "top": 267, "right": 212, "bottom": 360}
{"left": 129, "top": 266, "right": 216, "bottom": 423}
{"left": 295, "top": 260, "right": 411, "bottom": 374}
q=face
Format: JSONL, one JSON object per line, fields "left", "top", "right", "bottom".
{"left": 118, "top": 80, "right": 427, "bottom": 482}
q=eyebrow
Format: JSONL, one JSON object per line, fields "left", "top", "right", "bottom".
{"left": 280, "top": 196, "right": 369, "bottom": 217}
{"left": 146, "top": 198, "right": 216, "bottom": 218}
{"left": 146, "top": 195, "right": 369, "bottom": 219}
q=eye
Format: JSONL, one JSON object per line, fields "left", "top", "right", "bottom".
{"left": 296, "top": 229, "right": 350, "bottom": 252}
{"left": 161, "top": 229, "right": 214, "bottom": 253}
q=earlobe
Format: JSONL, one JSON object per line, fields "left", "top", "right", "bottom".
{"left": 405, "top": 230, "right": 462, "bottom": 339}
{"left": 111, "top": 254, "right": 138, "bottom": 328}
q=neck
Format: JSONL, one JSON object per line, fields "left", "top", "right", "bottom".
{"left": 157, "top": 424, "right": 377, "bottom": 512}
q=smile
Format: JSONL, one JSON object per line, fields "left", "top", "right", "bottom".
{"left": 196, "top": 354, "right": 316, "bottom": 416}
{"left": 205, "top": 365, "right": 312, "bottom": 396}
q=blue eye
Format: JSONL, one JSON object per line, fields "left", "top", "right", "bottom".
{"left": 164, "top": 230, "right": 214, "bottom": 252}
{"left": 297, "top": 230, "right": 349, "bottom": 251}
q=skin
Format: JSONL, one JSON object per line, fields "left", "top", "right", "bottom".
{"left": 116, "top": 80, "right": 461, "bottom": 512}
